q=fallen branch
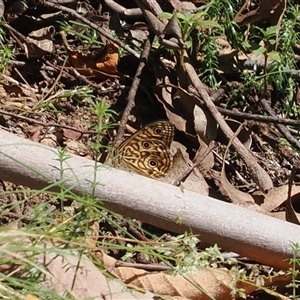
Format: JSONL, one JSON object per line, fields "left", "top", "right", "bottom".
{"left": 0, "top": 129, "right": 299, "bottom": 270}
{"left": 183, "top": 54, "right": 273, "bottom": 193}
{"left": 260, "top": 98, "right": 300, "bottom": 152}
{"left": 218, "top": 106, "right": 300, "bottom": 127}
{"left": 114, "top": 38, "right": 152, "bottom": 148}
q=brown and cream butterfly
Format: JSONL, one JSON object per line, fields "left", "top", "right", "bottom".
{"left": 113, "top": 120, "right": 175, "bottom": 178}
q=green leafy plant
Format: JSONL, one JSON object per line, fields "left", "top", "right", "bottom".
{"left": 0, "top": 22, "right": 15, "bottom": 74}
{"left": 89, "top": 99, "right": 117, "bottom": 195}
{"left": 286, "top": 242, "right": 300, "bottom": 299}
{"left": 158, "top": 10, "right": 220, "bottom": 50}
{"left": 59, "top": 20, "right": 104, "bottom": 47}
{"left": 198, "top": 34, "right": 220, "bottom": 87}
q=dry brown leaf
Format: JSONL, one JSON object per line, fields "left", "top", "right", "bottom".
{"left": 39, "top": 133, "right": 58, "bottom": 148}
{"left": 169, "top": 0, "right": 197, "bottom": 11}
{"left": 0, "top": 231, "right": 152, "bottom": 299}
{"left": 3, "top": 101, "right": 31, "bottom": 111}
{"left": 65, "top": 140, "right": 88, "bottom": 156}
{"left": 67, "top": 49, "right": 94, "bottom": 75}
{"left": 160, "top": 141, "right": 209, "bottom": 195}
{"left": 196, "top": 139, "right": 214, "bottom": 173}
{"left": 256, "top": 184, "right": 300, "bottom": 221}
{"left": 95, "top": 43, "right": 119, "bottom": 74}
{"left": 41, "top": 250, "right": 152, "bottom": 299}
{"left": 193, "top": 105, "right": 217, "bottom": 143}
{"left": 2, "top": 82, "right": 38, "bottom": 98}
{"left": 235, "top": 0, "right": 286, "bottom": 26}
{"left": 29, "top": 126, "right": 43, "bottom": 142}
{"left": 216, "top": 36, "right": 238, "bottom": 59}
{"left": 285, "top": 191, "right": 300, "bottom": 225}
{"left": 67, "top": 43, "right": 119, "bottom": 76}
{"left": 217, "top": 119, "right": 252, "bottom": 149}
{"left": 155, "top": 74, "right": 188, "bottom": 133}
{"left": 218, "top": 125, "right": 263, "bottom": 211}
{"left": 25, "top": 26, "right": 55, "bottom": 58}
{"left": 161, "top": 13, "right": 185, "bottom": 49}
{"left": 102, "top": 251, "right": 287, "bottom": 300}
{"left": 129, "top": 23, "right": 149, "bottom": 47}
{"left": 29, "top": 26, "right": 55, "bottom": 40}
{"left": 208, "top": 36, "right": 239, "bottom": 74}
{"left": 62, "top": 128, "right": 83, "bottom": 141}
{"left": 220, "top": 163, "right": 264, "bottom": 212}
{"left": 154, "top": 60, "right": 199, "bottom": 137}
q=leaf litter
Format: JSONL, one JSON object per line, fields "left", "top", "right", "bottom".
{"left": 0, "top": 0, "right": 300, "bottom": 298}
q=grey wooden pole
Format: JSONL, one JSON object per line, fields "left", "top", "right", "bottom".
{"left": 0, "top": 129, "right": 299, "bottom": 270}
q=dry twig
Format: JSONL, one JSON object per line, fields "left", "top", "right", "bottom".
{"left": 113, "top": 38, "right": 152, "bottom": 148}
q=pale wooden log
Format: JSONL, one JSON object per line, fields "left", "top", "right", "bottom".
{"left": 0, "top": 129, "right": 299, "bottom": 270}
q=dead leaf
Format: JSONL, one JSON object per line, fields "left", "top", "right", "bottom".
{"left": 155, "top": 78, "right": 188, "bottom": 133}
{"left": 101, "top": 251, "right": 287, "bottom": 299}
{"left": 235, "top": 0, "right": 286, "bottom": 26}
{"left": 220, "top": 162, "right": 263, "bottom": 212}
{"left": 3, "top": 82, "right": 38, "bottom": 98}
{"left": 160, "top": 13, "right": 186, "bottom": 49}
{"left": 3, "top": 101, "right": 30, "bottom": 111}
{"left": 193, "top": 105, "right": 217, "bottom": 143}
{"left": 196, "top": 138, "right": 214, "bottom": 173}
{"left": 160, "top": 141, "right": 209, "bottom": 195}
{"left": 255, "top": 185, "right": 300, "bottom": 221}
{"left": 218, "top": 122, "right": 262, "bottom": 211}
{"left": 168, "top": 0, "right": 197, "bottom": 11}
{"left": 154, "top": 59, "right": 198, "bottom": 137}
{"left": 65, "top": 140, "right": 88, "bottom": 156}
{"left": 0, "top": 231, "right": 153, "bottom": 299}
{"left": 286, "top": 191, "right": 300, "bottom": 225}
{"left": 24, "top": 26, "right": 55, "bottom": 58}
{"left": 217, "top": 119, "right": 252, "bottom": 149}
{"left": 95, "top": 43, "right": 119, "bottom": 74}
{"left": 41, "top": 250, "right": 151, "bottom": 299}
{"left": 40, "top": 134, "right": 57, "bottom": 148}
{"left": 67, "top": 43, "right": 119, "bottom": 76}
{"left": 62, "top": 128, "right": 83, "bottom": 141}
{"left": 29, "top": 126, "right": 43, "bottom": 142}
{"left": 29, "top": 26, "right": 55, "bottom": 40}
{"left": 129, "top": 22, "right": 149, "bottom": 46}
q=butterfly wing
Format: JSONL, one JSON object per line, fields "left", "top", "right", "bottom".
{"left": 114, "top": 121, "right": 174, "bottom": 178}
{"left": 119, "top": 139, "right": 172, "bottom": 177}
{"left": 139, "top": 121, "right": 174, "bottom": 148}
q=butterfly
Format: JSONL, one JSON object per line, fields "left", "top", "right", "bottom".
{"left": 113, "top": 120, "right": 174, "bottom": 178}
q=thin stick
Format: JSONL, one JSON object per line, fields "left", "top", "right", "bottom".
{"left": 260, "top": 98, "right": 300, "bottom": 152}
{"left": 183, "top": 52, "right": 273, "bottom": 192}
{"left": 113, "top": 38, "right": 152, "bottom": 148}
{"left": 172, "top": 141, "right": 217, "bottom": 186}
